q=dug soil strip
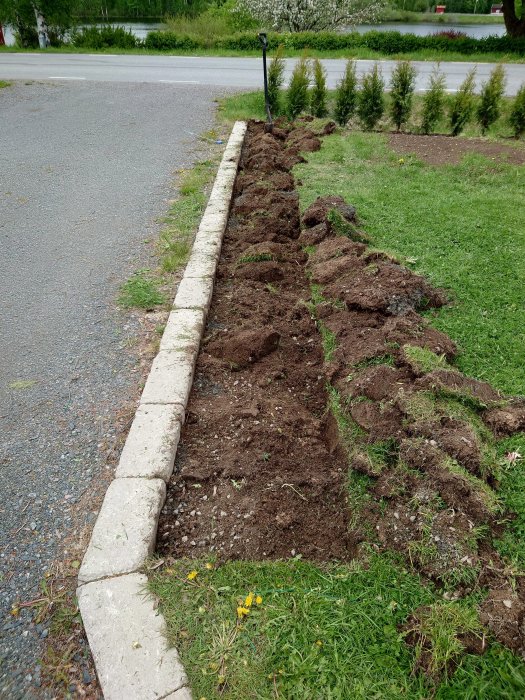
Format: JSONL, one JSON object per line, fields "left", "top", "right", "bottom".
{"left": 76, "top": 121, "right": 246, "bottom": 700}
{"left": 158, "top": 119, "right": 525, "bottom": 672}
{"left": 158, "top": 121, "right": 353, "bottom": 563}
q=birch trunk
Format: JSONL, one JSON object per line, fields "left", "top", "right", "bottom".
{"left": 32, "top": 3, "right": 49, "bottom": 49}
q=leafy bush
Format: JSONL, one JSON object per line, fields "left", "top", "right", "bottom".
{"left": 450, "top": 69, "right": 476, "bottom": 136}
{"left": 509, "top": 84, "right": 525, "bottom": 138}
{"left": 311, "top": 59, "right": 328, "bottom": 118}
{"left": 287, "top": 56, "right": 310, "bottom": 120}
{"left": 358, "top": 63, "right": 385, "bottom": 131}
{"left": 142, "top": 29, "right": 525, "bottom": 56}
{"left": 433, "top": 30, "right": 468, "bottom": 40}
{"left": 334, "top": 59, "right": 358, "bottom": 126}
{"left": 144, "top": 31, "right": 200, "bottom": 50}
{"left": 71, "top": 25, "right": 139, "bottom": 49}
{"left": 476, "top": 64, "right": 506, "bottom": 135}
{"left": 421, "top": 66, "right": 446, "bottom": 134}
{"left": 265, "top": 45, "right": 285, "bottom": 117}
{"left": 389, "top": 60, "right": 417, "bottom": 131}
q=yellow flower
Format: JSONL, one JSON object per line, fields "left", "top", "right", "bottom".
{"left": 316, "top": 640, "right": 323, "bottom": 647}
{"left": 218, "top": 675, "right": 226, "bottom": 685}
{"left": 244, "top": 592, "right": 254, "bottom": 607}
{"left": 187, "top": 570, "right": 198, "bottom": 581}
{"left": 237, "top": 606, "right": 250, "bottom": 618}
{"left": 399, "top": 158, "right": 405, "bottom": 164}
{"left": 198, "top": 606, "right": 206, "bottom": 614}
{"left": 11, "top": 606, "right": 20, "bottom": 617}
{"left": 205, "top": 562, "right": 214, "bottom": 570}
{"left": 255, "top": 595, "right": 263, "bottom": 606}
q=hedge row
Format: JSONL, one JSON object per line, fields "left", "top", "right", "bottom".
{"left": 144, "top": 29, "right": 525, "bottom": 56}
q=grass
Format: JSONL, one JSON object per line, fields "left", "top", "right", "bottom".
{"left": 151, "top": 100, "right": 525, "bottom": 697}
{"left": 159, "top": 160, "right": 217, "bottom": 273}
{"left": 0, "top": 80, "right": 11, "bottom": 88}
{"left": 1, "top": 43, "right": 524, "bottom": 63}
{"left": 150, "top": 553, "right": 525, "bottom": 700}
{"left": 295, "top": 123, "right": 525, "bottom": 576}
{"left": 402, "top": 602, "right": 484, "bottom": 681}
{"left": 118, "top": 269, "right": 166, "bottom": 309}
{"left": 295, "top": 131, "right": 525, "bottom": 395}
{"left": 402, "top": 345, "right": 451, "bottom": 375}
{"left": 118, "top": 155, "right": 219, "bottom": 310}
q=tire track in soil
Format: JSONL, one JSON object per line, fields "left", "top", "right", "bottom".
{"left": 158, "top": 120, "right": 525, "bottom": 671}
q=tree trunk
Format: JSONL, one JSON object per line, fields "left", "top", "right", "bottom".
{"left": 32, "top": 3, "right": 49, "bottom": 48}
{"left": 0, "top": 24, "right": 5, "bottom": 46}
{"left": 503, "top": 0, "right": 525, "bottom": 37}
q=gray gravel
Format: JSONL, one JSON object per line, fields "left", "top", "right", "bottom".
{"left": 0, "top": 80, "right": 221, "bottom": 698}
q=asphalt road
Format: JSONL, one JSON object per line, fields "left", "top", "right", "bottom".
{"left": 0, "top": 53, "right": 524, "bottom": 94}
{"left": 0, "top": 80, "right": 220, "bottom": 698}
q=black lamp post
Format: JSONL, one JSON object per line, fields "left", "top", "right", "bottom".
{"left": 258, "top": 32, "right": 273, "bottom": 132}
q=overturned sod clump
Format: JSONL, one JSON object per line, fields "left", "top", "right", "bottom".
{"left": 156, "top": 120, "right": 525, "bottom": 689}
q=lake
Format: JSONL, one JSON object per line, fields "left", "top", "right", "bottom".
{"left": 1, "top": 20, "right": 506, "bottom": 47}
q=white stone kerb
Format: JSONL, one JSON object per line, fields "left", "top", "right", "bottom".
{"left": 78, "top": 120, "right": 247, "bottom": 700}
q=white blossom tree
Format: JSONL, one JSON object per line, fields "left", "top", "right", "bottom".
{"left": 235, "top": 0, "right": 386, "bottom": 32}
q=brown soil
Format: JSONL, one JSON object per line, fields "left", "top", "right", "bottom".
{"left": 158, "top": 122, "right": 353, "bottom": 563}
{"left": 157, "top": 121, "right": 525, "bottom": 666}
{"left": 388, "top": 132, "right": 525, "bottom": 166}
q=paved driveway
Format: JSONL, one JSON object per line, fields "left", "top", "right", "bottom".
{"left": 0, "top": 80, "right": 220, "bottom": 698}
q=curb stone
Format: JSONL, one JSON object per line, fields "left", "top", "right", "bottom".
{"left": 77, "top": 120, "right": 247, "bottom": 700}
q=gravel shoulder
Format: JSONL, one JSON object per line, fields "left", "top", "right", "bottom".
{"left": 0, "top": 80, "right": 223, "bottom": 698}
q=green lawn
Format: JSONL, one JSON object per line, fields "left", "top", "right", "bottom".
{"left": 151, "top": 554, "right": 525, "bottom": 700}
{"left": 151, "top": 101, "right": 525, "bottom": 699}
{"left": 297, "top": 132, "right": 525, "bottom": 396}
{"left": 295, "top": 127, "right": 525, "bottom": 568}
{"left": 1, "top": 44, "right": 523, "bottom": 63}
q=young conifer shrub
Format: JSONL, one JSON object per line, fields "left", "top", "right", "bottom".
{"left": 450, "top": 69, "right": 476, "bottom": 136}
{"left": 389, "top": 60, "right": 417, "bottom": 131}
{"left": 509, "top": 84, "right": 525, "bottom": 138}
{"left": 310, "top": 58, "right": 328, "bottom": 118}
{"left": 287, "top": 55, "right": 310, "bottom": 120}
{"left": 334, "top": 59, "right": 358, "bottom": 126}
{"left": 357, "top": 63, "right": 385, "bottom": 131}
{"left": 476, "top": 65, "right": 506, "bottom": 135}
{"left": 421, "top": 66, "right": 446, "bottom": 134}
{"left": 267, "top": 44, "right": 285, "bottom": 117}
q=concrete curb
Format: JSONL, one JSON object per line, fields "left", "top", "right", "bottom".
{"left": 77, "top": 120, "right": 247, "bottom": 700}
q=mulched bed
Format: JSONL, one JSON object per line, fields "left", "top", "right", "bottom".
{"left": 388, "top": 132, "right": 525, "bottom": 166}
{"left": 157, "top": 121, "right": 525, "bottom": 670}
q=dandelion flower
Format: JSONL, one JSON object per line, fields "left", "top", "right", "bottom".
{"left": 244, "top": 592, "right": 254, "bottom": 607}
{"left": 399, "top": 158, "right": 405, "bottom": 164}
{"left": 237, "top": 606, "right": 250, "bottom": 618}
{"left": 256, "top": 595, "right": 263, "bottom": 605}
{"left": 205, "top": 562, "right": 214, "bottom": 570}
{"left": 187, "top": 570, "right": 198, "bottom": 581}
{"left": 316, "top": 640, "right": 323, "bottom": 647}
